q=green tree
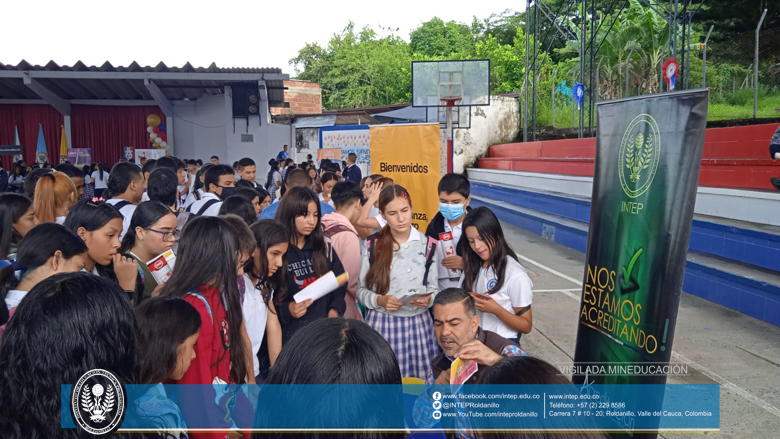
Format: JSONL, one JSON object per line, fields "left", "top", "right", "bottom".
{"left": 290, "top": 23, "right": 412, "bottom": 109}
{"left": 409, "top": 17, "right": 476, "bottom": 57}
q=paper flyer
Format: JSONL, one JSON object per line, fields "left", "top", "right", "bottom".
{"left": 294, "top": 271, "right": 349, "bottom": 303}
{"left": 450, "top": 357, "right": 479, "bottom": 387}
{"left": 438, "top": 232, "right": 460, "bottom": 278}
{"left": 147, "top": 250, "right": 176, "bottom": 285}
{"left": 396, "top": 292, "right": 433, "bottom": 305}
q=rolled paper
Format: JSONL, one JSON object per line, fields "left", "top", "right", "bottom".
{"left": 293, "top": 271, "right": 349, "bottom": 303}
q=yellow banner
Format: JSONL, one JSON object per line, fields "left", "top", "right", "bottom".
{"left": 369, "top": 124, "right": 441, "bottom": 232}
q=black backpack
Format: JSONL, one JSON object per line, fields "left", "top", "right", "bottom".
{"left": 185, "top": 199, "right": 220, "bottom": 216}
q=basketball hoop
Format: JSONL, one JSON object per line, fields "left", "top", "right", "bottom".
{"left": 440, "top": 96, "right": 462, "bottom": 108}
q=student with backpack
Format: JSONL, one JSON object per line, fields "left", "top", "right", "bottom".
{"left": 120, "top": 201, "right": 179, "bottom": 303}
{"left": 182, "top": 163, "right": 212, "bottom": 210}
{"left": 275, "top": 186, "right": 347, "bottom": 343}
{"left": 460, "top": 206, "right": 533, "bottom": 345}
{"left": 321, "top": 181, "right": 364, "bottom": 320}
{"left": 160, "top": 216, "right": 252, "bottom": 438}
{"left": 358, "top": 184, "right": 440, "bottom": 379}
{"left": 425, "top": 173, "right": 472, "bottom": 291}
{"left": 187, "top": 164, "right": 236, "bottom": 217}
{"left": 105, "top": 161, "right": 146, "bottom": 240}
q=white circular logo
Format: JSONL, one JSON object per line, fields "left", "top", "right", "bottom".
{"left": 433, "top": 411, "right": 442, "bottom": 420}
{"left": 432, "top": 401, "right": 442, "bottom": 410}
{"left": 71, "top": 369, "right": 126, "bottom": 435}
{"left": 433, "top": 391, "right": 442, "bottom": 401}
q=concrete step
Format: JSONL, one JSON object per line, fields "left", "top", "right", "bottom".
{"left": 469, "top": 180, "right": 780, "bottom": 273}
{"left": 467, "top": 168, "right": 780, "bottom": 227}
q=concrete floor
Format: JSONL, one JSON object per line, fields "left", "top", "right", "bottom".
{"left": 500, "top": 220, "right": 780, "bottom": 439}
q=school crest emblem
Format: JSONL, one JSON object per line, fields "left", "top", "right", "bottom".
{"left": 71, "top": 369, "right": 126, "bottom": 435}
{"left": 618, "top": 114, "right": 661, "bottom": 198}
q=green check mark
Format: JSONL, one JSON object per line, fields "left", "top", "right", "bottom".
{"left": 622, "top": 248, "right": 644, "bottom": 280}
{"left": 620, "top": 248, "right": 643, "bottom": 293}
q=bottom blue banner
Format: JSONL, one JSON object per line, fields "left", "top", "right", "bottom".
{"left": 61, "top": 383, "right": 719, "bottom": 434}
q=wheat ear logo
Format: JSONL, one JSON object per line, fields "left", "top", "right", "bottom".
{"left": 70, "top": 369, "right": 126, "bottom": 435}
{"left": 618, "top": 114, "right": 661, "bottom": 198}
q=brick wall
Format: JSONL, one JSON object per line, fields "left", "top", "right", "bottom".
{"left": 271, "top": 80, "right": 322, "bottom": 115}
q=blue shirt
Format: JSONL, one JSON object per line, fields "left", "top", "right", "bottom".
{"left": 277, "top": 150, "right": 289, "bottom": 160}
{"left": 260, "top": 198, "right": 334, "bottom": 219}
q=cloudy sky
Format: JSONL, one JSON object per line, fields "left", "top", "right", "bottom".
{"left": 5, "top": 0, "right": 521, "bottom": 75}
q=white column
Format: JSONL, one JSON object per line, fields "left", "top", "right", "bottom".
{"left": 166, "top": 117, "right": 174, "bottom": 156}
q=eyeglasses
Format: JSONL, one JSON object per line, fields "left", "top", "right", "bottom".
{"left": 144, "top": 228, "right": 179, "bottom": 242}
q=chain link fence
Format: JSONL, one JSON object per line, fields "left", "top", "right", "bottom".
{"left": 522, "top": 17, "right": 780, "bottom": 137}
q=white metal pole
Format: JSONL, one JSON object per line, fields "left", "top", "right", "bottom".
{"left": 754, "top": 9, "right": 767, "bottom": 119}
{"left": 703, "top": 25, "right": 714, "bottom": 88}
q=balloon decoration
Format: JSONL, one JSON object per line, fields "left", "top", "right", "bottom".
{"left": 662, "top": 58, "right": 678, "bottom": 92}
{"left": 573, "top": 83, "right": 584, "bottom": 110}
{"left": 146, "top": 114, "right": 167, "bottom": 149}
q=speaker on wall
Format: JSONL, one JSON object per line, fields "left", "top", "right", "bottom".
{"left": 231, "top": 83, "right": 260, "bottom": 118}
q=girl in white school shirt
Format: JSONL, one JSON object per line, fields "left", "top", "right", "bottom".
{"left": 460, "top": 206, "right": 533, "bottom": 344}
{"left": 358, "top": 184, "right": 439, "bottom": 379}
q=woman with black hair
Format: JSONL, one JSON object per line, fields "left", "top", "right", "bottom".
{"left": 461, "top": 206, "right": 533, "bottom": 344}
{"left": 318, "top": 171, "right": 338, "bottom": 207}
{"left": 160, "top": 215, "right": 253, "bottom": 436}
{"left": 244, "top": 220, "right": 287, "bottom": 381}
{"left": 265, "top": 159, "right": 281, "bottom": 202}
{"left": 275, "top": 186, "right": 347, "bottom": 343}
{"left": 232, "top": 187, "right": 263, "bottom": 217}
{"left": 82, "top": 164, "right": 95, "bottom": 199}
{"left": 479, "top": 356, "right": 609, "bottom": 439}
{"left": 252, "top": 318, "right": 405, "bottom": 439}
{"left": 91, "top": 162, "right": 109, "bottom": 198}
{"left": 218, "top": 195, "right": 257, "bottom": 225}
{"left": 120, "top": 201, "right": 179, "bottom": 302}
{"left": 135, "top": 296, "right": 201, "bottom": 438}
{"left": 0, "top": 223, "right": 87, "bottom": 339}
{"left": 63, "top": 199, "right": 139, "bottom": 297}
{"left": 0, "top": 272, "right": 152, "bottom": 439}
{"left": 0, "top": 193, "right": 38, "bottom": 260}
{"left": 8, "top": 165, "right": 24, "bottom": 193}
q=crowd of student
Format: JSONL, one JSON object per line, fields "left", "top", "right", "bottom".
{"left": 0, "top": 148, "right": 605, "bottom": 439}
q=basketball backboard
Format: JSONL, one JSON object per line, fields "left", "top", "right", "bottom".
{"left": 412, "top": 60, "right": 491, "bottom": 108}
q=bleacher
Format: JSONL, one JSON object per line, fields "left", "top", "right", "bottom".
{"left": 469, "top": 123, "right": 780, "bottom": 327}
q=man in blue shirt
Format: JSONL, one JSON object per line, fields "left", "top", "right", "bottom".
{"left": 277, "top": 144, "right": 289, "bottom": 160}
{"left": 260, "top": 167, "right": 334, "bottom": 219}
{"left": 342, "top": 153, "right": 362, "bottom": 184}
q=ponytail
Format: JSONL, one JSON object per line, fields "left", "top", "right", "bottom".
{"left": 266, "top": 159, "right": 279, "bottom": 189}
{"left": 33, "top": 173, "right": 57, "bottom": 224}
{"left": 33, "top": 172, "right": 77, "bottom": 224}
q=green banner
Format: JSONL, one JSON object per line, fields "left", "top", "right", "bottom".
{"left": 572, "top": 90, "right": 709, "bottom": 389}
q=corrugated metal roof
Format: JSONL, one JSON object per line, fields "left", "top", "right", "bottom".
{"left": 0, "top": 60, "right": 287, "bottom": 104}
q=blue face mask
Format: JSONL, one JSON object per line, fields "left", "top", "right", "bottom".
{"left": 439, "top": 203, "right": 465, "bottom": 221}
